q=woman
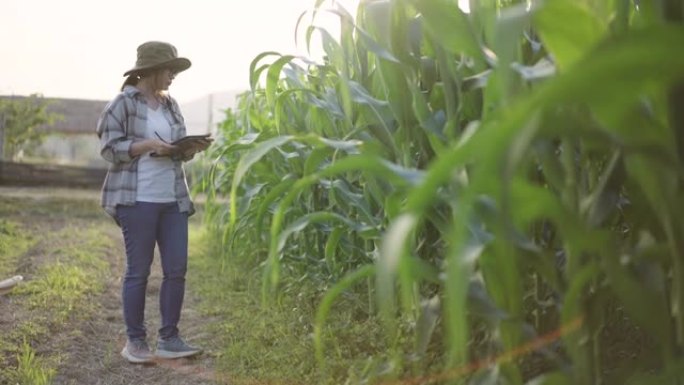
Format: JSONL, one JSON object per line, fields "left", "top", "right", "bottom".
{"left": 96, "top": 41, "right": 211, "bottom": 364}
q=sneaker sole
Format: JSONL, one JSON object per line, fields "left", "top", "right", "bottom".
{"left": 121, "top": 348, "right": 155, "bottom": 364}
{"left": 155, "top": 349, "right": 202, "bottom": 359}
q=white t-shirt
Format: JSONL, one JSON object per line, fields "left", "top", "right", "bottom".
{"left": 136, "top": 107, "right": 176, "bottom": 202}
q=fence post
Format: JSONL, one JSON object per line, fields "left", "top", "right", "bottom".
{"left": 0, "top": 110, "right": 4, "bottom": 184}
{"left": 0, "top": 110, "right": 5, "bottom": 161}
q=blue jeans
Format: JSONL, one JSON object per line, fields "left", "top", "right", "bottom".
{"left": 116, "top": 202, "right": 188, "bottom": 341}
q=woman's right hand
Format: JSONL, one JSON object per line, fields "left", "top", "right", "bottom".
{"left": 148, "top": 139, "right": 177, "bottom": 156}
{"left": 129, "top": 138, "right": 177, "bottom": 158}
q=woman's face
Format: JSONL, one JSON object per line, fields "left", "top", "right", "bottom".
{"left": 153, "top": 68, "right": 177, "bottom": 91}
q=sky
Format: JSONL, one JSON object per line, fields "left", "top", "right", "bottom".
{"left": 0, "top": 0, "right": 361, "bottom": 103}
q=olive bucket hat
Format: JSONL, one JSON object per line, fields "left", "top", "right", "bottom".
{"left": 123, "top": 41, "right": 191, "bottom": 77}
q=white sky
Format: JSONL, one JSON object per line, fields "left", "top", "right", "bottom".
{"left": 0, "top": 0, "right": 361, "bottom": 103}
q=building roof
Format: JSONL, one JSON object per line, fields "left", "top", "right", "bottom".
{"left": 0, "top": 95, "right": 108, "bottom": 135}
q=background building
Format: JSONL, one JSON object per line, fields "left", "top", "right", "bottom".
{"left": 0, "top": 90, "right": 241, "bottom": 167}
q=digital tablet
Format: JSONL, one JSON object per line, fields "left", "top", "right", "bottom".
{"left": 171, "top": 134, "right": 212, "bottom": 146}
{"left": 150, "top": 134, "right": 213, "bottom": 158}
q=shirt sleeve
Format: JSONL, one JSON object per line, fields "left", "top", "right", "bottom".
{"left": 96, "top": 95, "right": 135, "bottom": 164}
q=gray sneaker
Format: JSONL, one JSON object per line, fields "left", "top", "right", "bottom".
{"left": 156, "top": 336, "right": 202, "bottom": 359}
{"left": 121, "top": 339, "right": 154, "bottom": 364}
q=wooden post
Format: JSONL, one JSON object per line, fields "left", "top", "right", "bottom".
{"left": 0, "top": 110, "right": 4, "bottom": 161}
{"left": 0, "top": 107, "right": 4, "bottom": 185}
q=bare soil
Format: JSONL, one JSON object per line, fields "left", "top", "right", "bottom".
{"left": 0, "top": 186, "right": 227, "bottom": 385}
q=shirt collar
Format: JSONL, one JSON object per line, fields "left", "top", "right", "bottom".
{"left": 123, "top": 85, "right": 171, "bottom": 106}
{"left": 122, "top": 85, "right": 142, "bottom": 98}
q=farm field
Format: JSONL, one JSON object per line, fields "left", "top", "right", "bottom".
{"left": 0, "top": 186, "right": 352, "bottom": 385}
{"left": 2, "top": 1, "right": 684, "bottom": 384}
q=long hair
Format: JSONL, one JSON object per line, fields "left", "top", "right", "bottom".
{"left": 119, "top": 68, "right": 159, "bottom": 92}
{"left": 120, "top": 74, "right": 141, "bottom": 91}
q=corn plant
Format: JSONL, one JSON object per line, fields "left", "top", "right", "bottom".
{"left": 198, "top": 0, "right": 684, "bottom": 383}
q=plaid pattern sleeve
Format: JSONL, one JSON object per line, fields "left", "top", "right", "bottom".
{"left": 96, "top": 87, "right": 195, "bottom": 221}
{"left": 97, "top": 94, "right": 135, "bottom": 163}
{"left": 96, "top": 91, "right": 141, "bottom": 218}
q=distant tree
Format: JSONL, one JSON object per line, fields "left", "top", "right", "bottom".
{"left": 0, "top": 94, "right": 61, "bottom": 161}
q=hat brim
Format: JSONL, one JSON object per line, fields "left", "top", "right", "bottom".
{"left": 123, "top": 57, "right": 191, "bottom": 77}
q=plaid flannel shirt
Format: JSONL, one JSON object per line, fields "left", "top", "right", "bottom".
{"left": 96, "top": 85, "right": 195, "bottom": 221}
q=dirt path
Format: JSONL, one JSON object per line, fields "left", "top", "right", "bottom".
{"left": 0, "top": 187, "right": 225, "bottom": 385}
{"left": 52, "top": 229, "right": 219, "bottom": 385}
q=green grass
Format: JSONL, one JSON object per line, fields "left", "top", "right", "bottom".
{"left": 189, "top": 226, "right": 405, "bottom": 385}
{"left": 14, "top": 340, "right": 55, "bottom": 385}
{"left": 0, "top": 197, "right": 113, "bottom": 383}
{"left": 0, "top": 193, "right": 100, "bottom": 214}
{"left": 0, "top": 219, "right": 35, "bottom": 278}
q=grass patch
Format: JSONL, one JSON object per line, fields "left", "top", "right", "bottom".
{"left": 19, "top": 263, "right": 102, "bottom": 322}
{"left": 14, "top": 340, "right": 56, "bottom": 385}
{"left": 0, "top": 219, "right": 35, "bottom": 277}
{"left": 15, "top": 225, "right": 110, "bottom": 321}
{"left": 0, "top": 195, "right": 113, "bottom": 383}
{"left": 188, "top": 227, "right": 395, "bottom": 385}
{"left": 0, "top": 195, "right": 103, "bottom": 220}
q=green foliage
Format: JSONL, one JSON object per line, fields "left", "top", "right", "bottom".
{"left": 14, "top": 340, "right": 55, "bottom": 385}
{"left": 196, "top": 0, "right": 684, "bottom": 383}
{"left": 0, "top": 219, "right": 34, "bottom": 277}
{"left": 189, "top": 227, "right": 392, "bottom": 385}
{"left": 0, "top": 94, "right": 61, "bottom": 161}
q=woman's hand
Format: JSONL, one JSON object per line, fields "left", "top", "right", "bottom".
{"left": 129, "top": 139, "right": 177, "bottom": 158}
{"left": 194, "top": 138, "right": 213, "bottom": 151}
{"left": 149, "top": 139, "right": 177, "bottom": 156}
